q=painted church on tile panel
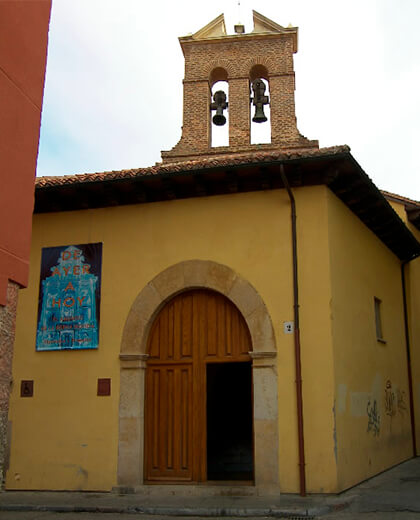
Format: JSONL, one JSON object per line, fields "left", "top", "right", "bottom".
{"left": 7, "top": 12, "right": 420, "bottom": 495}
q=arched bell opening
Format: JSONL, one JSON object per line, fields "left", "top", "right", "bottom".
{"left": 210, "top": 66, "right": 228, "bottom": 87}
{"left": 210, "top": 67, "right": 229, "bottom": 148}
{"left": 249, "top": 64, "right": 269, "bottom": 82}
{"left": 249, "top": 65, "right": 271, "bottom": 145}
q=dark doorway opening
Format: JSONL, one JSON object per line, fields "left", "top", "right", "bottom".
{"left": 206, "top": 362, "right": 253, "bottom": 481}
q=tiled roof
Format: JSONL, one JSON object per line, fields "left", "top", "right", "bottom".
{"left": 33, "top": 143, "right": 420, "bottom": 261}
{"left": 35, "top": 145, "right": 350, "bottom": 188}
{"left": 381, "top": 190, "right": 420, "bottom": 207}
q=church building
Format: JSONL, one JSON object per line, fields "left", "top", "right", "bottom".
{"left": 6, "top": 12, "right": 420, "bottom": 496}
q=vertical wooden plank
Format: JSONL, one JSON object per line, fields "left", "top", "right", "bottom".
{"left": 197, "top": 291, "right": 207, "bottom": 360}
{"left": 159, "top": 366, "right": 167, "bottom": 475}
{"left": 158, "top": 306, "right": 167, "bottom": 362}
{"left": 180, "top": 367, "right": 190, "bottom": 470}
{"left": 199, "top": 358, "right": 207, "bottom": 481}
{"left": 167, "top": 303, "right": 174, "bottom": 360}
{"left": 206, "top": 292, "right": 217, "bottom": 357}
{"left": 199, "top": 291, "right": 210, "bottom": 480}
{"left": 173, "top": 298, "right": 181, "bottom": 361}
{"left": 167, "top": 368, "right": 174, "bottom": 470}
{"left": 172, "top": 367, "right": 179, "bottom": 474}
{"left": 192, "top": 292, "right": 201, "bottom": 480}
{"left": 225, "top": 298, "right": 233, "bottom": 357}
{"left": 144, "top": 369, "right": 151, "bottom": 474}
{"left": 181, "top": 294, "right": 193, "bottom": 358}
{"left": 177, "top": 364, "right": 193, "bottom": 479}
{"left": 152, "top": 369, "right": 160, "bottom": 470}
{"left": 216, "top": 296, "right": 225, "bottom": 359}
{"left": 231, "top": 306, "right": 240, "bottom": 358}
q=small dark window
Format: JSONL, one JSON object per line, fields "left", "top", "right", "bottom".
{"left": 374, "top": 297, "right": 385, "bottom": 343}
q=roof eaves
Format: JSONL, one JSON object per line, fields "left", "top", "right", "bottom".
{"left": 328, "top": 154, "right": 420, "bottom": 261}
{"left": 33, "top": 146, "right": 420, "bottom": 262}
{"left": 35, "top": 145, "right": 351, "bottom": 190}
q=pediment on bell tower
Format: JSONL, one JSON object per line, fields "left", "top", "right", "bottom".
{"left": 186, "top": 13, "right": 227, "bottom": 40}
{"left": 252, "top": 11, "right": 297, "bottom": 51}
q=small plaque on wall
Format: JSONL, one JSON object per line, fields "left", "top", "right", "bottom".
{"left": 20, "top": 380, "right": 34, "bottom": 397}
{"left": 36, "top": 243, "right": 102, "bottom": 351}
{"left": 97, "top": 378, "right": 111, "bottom": 396}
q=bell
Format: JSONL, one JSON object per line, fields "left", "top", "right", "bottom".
{"left": 252, "top": 105, "right": 267, "bottom": 123}
{"left": 251, "top": 78, "right": 269, "bottom": 124}
{"left": 210, "top": 90, "right": 228, "bottom": 126}
{"left": 213, "top": 107, "right": 226, "bottom": 126}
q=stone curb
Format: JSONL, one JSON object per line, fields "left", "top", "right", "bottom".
{"left": 0, "top": 502, "right": 351, "bottom": 517}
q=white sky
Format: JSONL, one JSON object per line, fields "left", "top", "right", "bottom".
{"left": 37, "top": 0, "right": 420, "bottom": 200}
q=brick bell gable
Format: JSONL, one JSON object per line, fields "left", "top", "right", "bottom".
{"left": 161, "top": 11, "right": 318, "bottom": 164}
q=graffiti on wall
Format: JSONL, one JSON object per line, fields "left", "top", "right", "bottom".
{"left": 397, "top": 389, "right": 407, "bottom": 415}
{"left": 362, "top": 377, "right": 408, "bottom": 436}
{"left": 36, "top": 243, "right": 102, "bottom": 351}
{"left": 385, "top": 380, "right": 407, "bottom": 418}
{"left": 385, "top": 380, "right": 396, "bottom": 417}
{"left": 367, "top": 399, "right": 380, "bottom": 436}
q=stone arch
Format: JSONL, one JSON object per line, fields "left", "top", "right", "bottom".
{"left": 249, "top": 63, "right": 269, "bottom": 82}
{"left": 117, "top": 260, "right": 279, "bottom": 495}
{"left": 209, "top": 66, "right": 228, "bottom": 87}
{"left": 120, "top": 260, "right": 276, "bottom": 357}
{"left": 204, "top": 59, "right": 235, "bottom": 81}
{"left": 245, "top": 56, "right": 276, "bottom": 78}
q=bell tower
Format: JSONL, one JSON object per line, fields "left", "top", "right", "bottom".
{"left": 161, "top": 11, "right": 318, "bottom": 163}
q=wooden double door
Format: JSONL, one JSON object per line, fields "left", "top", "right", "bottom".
{"left": 144, "top": 289, "right": 253, "bottom": 483}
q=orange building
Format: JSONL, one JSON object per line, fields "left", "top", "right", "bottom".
{"left": 0, "top": 0, "right": 51, "bottom": 485}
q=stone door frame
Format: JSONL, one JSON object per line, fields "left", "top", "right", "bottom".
{"left": 117, "top": 260, "right": 279, "bottom": 495}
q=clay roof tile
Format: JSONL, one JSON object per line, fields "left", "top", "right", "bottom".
{"left": 35, "top": 145, "right": 351, "bottom": 188}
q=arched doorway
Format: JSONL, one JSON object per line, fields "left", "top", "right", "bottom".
{"left": 144, "top": 289, "right": 253, "bottom": 483}
{"left": 118, "top": 260, "right": 279, "bottom": 495}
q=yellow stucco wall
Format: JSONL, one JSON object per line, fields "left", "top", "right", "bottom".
{"left": 295, "top": 187, "right": 336, "bottom": 493}
{"left": 407, "top": 258, "right": 420, "bottom": 454}
{"left": 387, "top": 199, "right": 420, "bottom": 455}
{"left": 327, "top": 191, "right": 413, "bottom": 491}
{"left": 7, "top": 187, "right": 338, "bottom": 492}
{"left": 406, "top": 256, "right": 420, "bottom": 456}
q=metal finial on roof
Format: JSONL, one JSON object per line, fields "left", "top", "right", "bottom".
{"left": 234, "top": 0, "right": 245, "bottom": 33}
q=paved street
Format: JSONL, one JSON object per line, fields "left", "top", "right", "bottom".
{"left": 0, "top": 515, "right": 223, "bottom": 520}
{"left": 0, "top": 516, "right": 274, "bottom": 520}
{"left": 324, "top": 457, "right": 420, "bottom": 519}
{"left": 0, "top": 515, "right": 238, "bottom": 520}
{"left": 0, "top": 508, "right": 416, "bottom": 519}
{"left": 0, "top": 458, "right": 419, "bottom": 519}
{"left": 324, "top": 509, "right": 420, "bottom": 518}
{"left": 0, "top": 512, "right": 420, "bottom": 519}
